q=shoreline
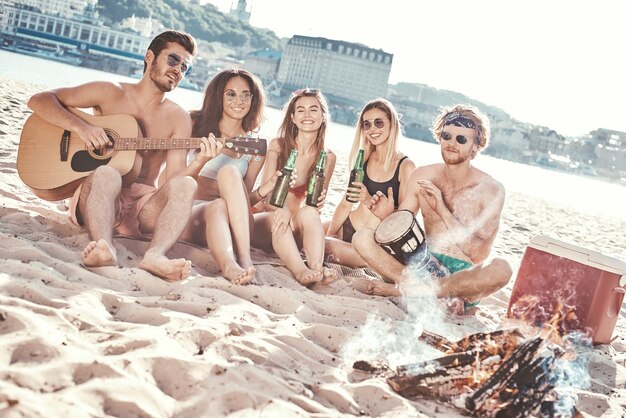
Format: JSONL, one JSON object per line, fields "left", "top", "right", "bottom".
{"left": 1, "top": 75, "right": 625, "bottom": 417}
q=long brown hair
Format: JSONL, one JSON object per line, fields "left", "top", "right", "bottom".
{"left": 190, "top": 69, "right": 265, "bottom": 138}
{"left": 276, "top": 88, "right": 330, "bottom": 180}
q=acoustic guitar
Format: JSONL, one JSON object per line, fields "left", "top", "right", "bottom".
{"left": 17, "top": 108, "right": 267, "bottom": 201}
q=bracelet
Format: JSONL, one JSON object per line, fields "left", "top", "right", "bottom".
{"left": 256, "top": 188, "right": 267, "bottom": 199}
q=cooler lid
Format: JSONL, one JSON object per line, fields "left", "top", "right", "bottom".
{"left": 528, "top": 235, "right": 626, "bottom": 275}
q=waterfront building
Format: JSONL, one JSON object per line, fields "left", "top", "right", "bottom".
{"left": 243, "top": 48, "right": 281, "bottom": 81}
{"left": 229, "top": 0, "right": 250, "bottom": 23}
{"left": 277, "top": 35, "right": 393, "bottom": 105}
{"left": 2, "top": 3, "right": 150, "bottom": 64}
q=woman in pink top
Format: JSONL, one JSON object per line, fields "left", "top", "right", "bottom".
{"left": 252, "top": 89, "right": 337, "bottom": 286}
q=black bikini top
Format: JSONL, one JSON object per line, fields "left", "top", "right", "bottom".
{"left": 363, "top": 156, "right": 408, "bottom": 208}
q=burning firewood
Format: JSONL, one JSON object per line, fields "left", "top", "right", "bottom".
{"left": 387, "top": 350, "right": 500, "bottom": 399}
{"left": 465, "top": 337, "right": 544, "bottom": 412}
{"left": 354, "top": 328, "right": 573, "bottom": 416}
{"left": 492, "top": 355, "right": 557, "bottom": 418}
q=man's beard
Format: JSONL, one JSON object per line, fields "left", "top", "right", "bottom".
{"left": 149, "top": 64, "right": 177, "bottom": 93}
{"left": 441, "top": 148, "right": 471, "bottom": 165}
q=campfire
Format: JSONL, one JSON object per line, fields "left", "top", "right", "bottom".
{"left": 353, "top": 321, "right": 586, "bottom": 417}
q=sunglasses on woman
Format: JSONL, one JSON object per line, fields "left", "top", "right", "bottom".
{"left": 362, "top": 118, "right": 387, "bottom": 131}
{"left": 441, "top": 130, "right": 475, "bottom": 145}
{"left": 166, "top": 53, "right": 192, "bottom": 75}
{"left": 224, "top": 91, "right": 254, "bottom": 102}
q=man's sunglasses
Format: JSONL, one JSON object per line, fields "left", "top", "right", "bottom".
{"left": 362, "top": 118, "right": 387, "bottom": 131}
{"left": 166, "top": 53, "right": 192, "bottom": 75}
{"left": 441, "top": 130, "right": 474, "bottom": 145}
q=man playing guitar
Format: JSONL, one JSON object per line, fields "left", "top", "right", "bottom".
{"left": 26, "top": 30, "right": 220, "bottom": 281}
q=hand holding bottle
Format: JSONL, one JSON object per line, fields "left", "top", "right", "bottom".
{"left": 345, "top": 181, "right": 367, "bottom": 203}
{"left": 346, "top": 149, "right": 364, "bottom": 203}
{"left": 306, "top": 150, "right": 327, "bottom": 207}
{"left": 269, "top": 149, "right": 298, "bottom": 208}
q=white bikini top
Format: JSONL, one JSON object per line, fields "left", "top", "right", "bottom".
{"left": 195, "top": 152, "right": 251, "bottom": 180}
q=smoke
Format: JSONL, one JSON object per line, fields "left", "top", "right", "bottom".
{"left": 552, "top": 332, "right": 592, "bottom": 416}
{"left": 341, "top": 266, "right": 450, "bottom": 369}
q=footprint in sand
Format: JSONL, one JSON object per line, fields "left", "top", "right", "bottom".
{"left": 10, "top": 340, "right": 59, "bottom": 364}
{"left": 0, "top": 311, "right": 27, "bottom": 335}
{"left": 73, "top": 362, "right": 123, "bottom": 384}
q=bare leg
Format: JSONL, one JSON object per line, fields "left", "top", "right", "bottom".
{"left": 434, "top": 257, "right": 512, "bottom": 302}
{"left": 217, "top": 165, "right": 254, "bottom": 271}
{"left": 272, "top": 206, "right": 322, "bottom": 286}
{"left": 204, "top": 199, "right": 255, "bottom": 285}
{"left": 293, "top": 206, "right": 336, "bottom": 284}
{"left": 324, "top": 237, "right": 367, "bottom": 268}
{"left": 352, "top": 227, "right": 405, "bottom": 281}
{"left": 136, "top": 176, "right": 196, "bottom": 281}
{"left": 78, "top": 165, "right": 121, "bottom": 267}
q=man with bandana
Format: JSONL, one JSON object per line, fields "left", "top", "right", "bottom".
{"left": 352, "top": 104, "right": 512, "bottom": 315}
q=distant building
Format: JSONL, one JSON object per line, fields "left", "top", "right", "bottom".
{"left": 2, "top": 4, "right": 150, "bottom": 61}
{"left": 10, "top": 0, "right": 94, "bottom": 18}
{"left": 528, "top": 127, "right": 566, "bottom": 155}
{"left": 591, "top": 128, "right": 626, "bottom": 173}
{"left": 117, "top": 14, "right": 164, "bottom": 38}
{"left": 243, "top": 48, "right": 281, "bottom": 81}
{"left": 589, "top": 128, "right": 625, "bottom": 148}
{"left": 277, "top": 35, "right": 393, "bottom": 105}
{"left": 229, "top": 0, "right": 250, "bottom": 23}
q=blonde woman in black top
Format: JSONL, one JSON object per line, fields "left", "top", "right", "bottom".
{"left": 325, "top": 98, "right": 415, "bottom": 267}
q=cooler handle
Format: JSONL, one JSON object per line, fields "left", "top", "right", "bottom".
{"left": 607, "top": 287, "right": 625, "bottom": 319}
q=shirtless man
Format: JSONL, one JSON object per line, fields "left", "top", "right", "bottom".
{"left": 352, "top": 104, "right": 512, "bottom": 314}
{"left": 27, "top": 30, "right": 219, "bottom": 281}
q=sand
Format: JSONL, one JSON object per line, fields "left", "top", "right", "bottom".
{"left": 1, "top": 76, "right": 625, "bottom": 417}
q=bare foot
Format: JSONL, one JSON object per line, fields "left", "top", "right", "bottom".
{"left": 81, "top": 239, "right": 117, "bottom": 267}
{"left": 295, "top": 267, "right": 322, "bottom": 287}
{"left": 365, "top": 280, "right": 401, "bottom": 297}
{"left": 445, "top": 297, "right": 466, "bottom": 316}
{"left": 310, "top": 264, "right": 338, "bottom": 285}
{"left": 223, "top": 262, "right": 256, "bottom": 285}
{"left": 139, "top": 253, "right": 192, "bottom": 282}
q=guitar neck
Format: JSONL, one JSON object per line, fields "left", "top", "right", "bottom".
{"left": 114, "top": 137, "right": 204, "bottom": 151}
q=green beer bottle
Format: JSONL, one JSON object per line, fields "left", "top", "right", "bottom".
{"left": 306, "top": 150, "right": 327, "bottom": 207}
{"left": 346, "top": 149, "right": 365, "bottom": 203}
{"left": 269, "top": 148, "right": 298, "bottom": 208}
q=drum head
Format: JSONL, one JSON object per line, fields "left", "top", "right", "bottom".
{"left": 375, "top": 209, "right": 415, "bottom": 243}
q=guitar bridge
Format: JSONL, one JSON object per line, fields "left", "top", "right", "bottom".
{"left": 60, "top": 130, "right": 71, "bottom": 161}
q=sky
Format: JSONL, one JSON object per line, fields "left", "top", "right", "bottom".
{"left": 205, "top": 0, "right": 625, "bottom": 137}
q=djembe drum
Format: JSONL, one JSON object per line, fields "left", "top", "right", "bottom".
{"left": 374, "top": 210, "right": 450, "bottom": 278}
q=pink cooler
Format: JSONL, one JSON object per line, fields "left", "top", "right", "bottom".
{"left": 508, "top": 235, "right": 626, "bottom": 344}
